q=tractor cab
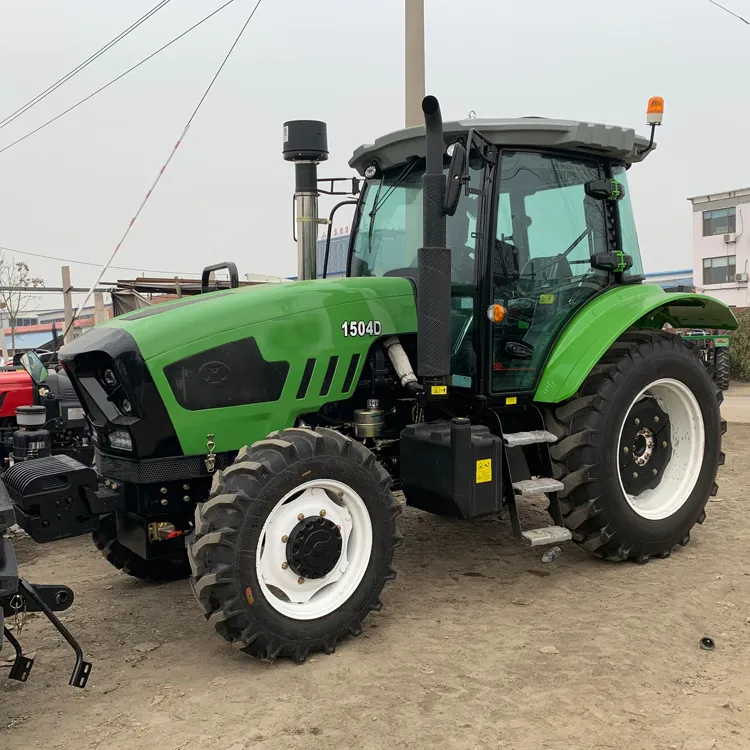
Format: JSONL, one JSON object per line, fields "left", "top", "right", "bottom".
{"left": 345, "top": 116, "right": 652, "bottom": 396}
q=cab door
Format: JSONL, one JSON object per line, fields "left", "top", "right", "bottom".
{"left": 487, "top": 150, "right": 611, "bottom": 395}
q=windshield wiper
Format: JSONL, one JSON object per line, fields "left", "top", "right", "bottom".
{"left": 366, "top": 158, "right": 419, "bottom": 254}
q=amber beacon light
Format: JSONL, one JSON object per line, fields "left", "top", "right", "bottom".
{"left": 646, "top": 96, "right": 664, "bottom": 126}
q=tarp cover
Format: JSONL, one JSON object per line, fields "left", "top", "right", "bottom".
{"left": 111, "top": 289, "right": 152, "bottom": 317}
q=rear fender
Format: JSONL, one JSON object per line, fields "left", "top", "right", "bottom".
{"left": 534, "top": 285, "right": 737, "bottom": 404}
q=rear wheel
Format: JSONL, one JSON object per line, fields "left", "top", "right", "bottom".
{"left": 546, "top": 330, "right": 724, "bottom": 562}
{"left": 92, "top": 515, "right": 191, "bottom": 582}
{"left": 715, "top": 347, "right": 730, "bottom": 391}
{"left": 188, "top": 427, "right": 401, "bottom": 663}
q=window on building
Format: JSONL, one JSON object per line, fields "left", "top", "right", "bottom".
{"left": 702, "top": 207, "right": 736, "bottom": 236}
{"left": 702, "top": 255, "right": 736, "bottom": 285}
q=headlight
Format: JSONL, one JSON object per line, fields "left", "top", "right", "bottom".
{"left": 108, "top": 431, "right": 132, "bottom": 451}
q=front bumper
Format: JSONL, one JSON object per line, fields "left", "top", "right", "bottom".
{"left": 3, "top": 454, "right": 123, "bottom": 543}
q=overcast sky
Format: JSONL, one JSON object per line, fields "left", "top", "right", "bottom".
{"left": 0, "top": 0, "right": 748, "bottom": 308}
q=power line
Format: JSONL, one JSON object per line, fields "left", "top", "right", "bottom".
{"left": 706, "top": 0, "right": 750, "bottom": 24}
{"left": 0, "top": 0, "right": 175, "bottom": 132}
{"left": 0, "top": 244, "right": 197, "bottom": 275}
{"left": 67, "top": 0, "right": 265, "bottom": 335}
{"left": 0, "top": 0, "right": 238, "bottom": 157}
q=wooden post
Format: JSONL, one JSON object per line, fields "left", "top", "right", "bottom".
{"left": 62, "top": 266, "right": 74, "bottom": 344}
{"left": 93, "top": 291, "right": 107, "bottom": 325}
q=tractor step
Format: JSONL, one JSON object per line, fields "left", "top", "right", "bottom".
{"left": 513, "top": 478, "right": 564, "bottom": 496}
{"left": 521, "top": 526, "right": 572, "bottom": 547}
{"left": 504, "top": 430, "right": 558, "bottom": 448}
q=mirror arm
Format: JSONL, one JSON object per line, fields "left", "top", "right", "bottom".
{"left": 462, "top": 129, "right": 496, "bottom": 198}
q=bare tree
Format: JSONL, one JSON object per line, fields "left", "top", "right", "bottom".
{"left": 0, "top": 255, "right": 45, "bottom": 353}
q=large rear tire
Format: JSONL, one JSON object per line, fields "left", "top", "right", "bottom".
{"left": 92, "top": 515, "right": 191, "bottom": 582}
{"left": 715, "top": 347, "right": 730, "bottom": 391}
{"left": 188, "top": 427, "right": 401, "bottom": 663}
{"left": 546, "top": 331, "right": 725, "bottom": 563}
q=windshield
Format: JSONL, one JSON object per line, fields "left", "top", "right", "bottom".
{"left": 350, "top": 162, "right": 484, "bottom": 285}
{"left": 21, "top": 351, "right": 49, "bottom": 384}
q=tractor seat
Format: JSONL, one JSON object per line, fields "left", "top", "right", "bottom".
{"left": 519, "top": 254, "right": 573, "bottom": 291}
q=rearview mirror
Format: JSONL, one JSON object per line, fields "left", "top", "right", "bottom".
{"left": 20, "top": 351, "right": 49, "bottom": 384}
{"left": 444, "top": 142, "right": 467, "bottom": 216}
{"left": 585, "top": 178, "right": 625, "bottom": 201}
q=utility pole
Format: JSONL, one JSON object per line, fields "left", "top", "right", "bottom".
{"left": 62, "top": 266, "right": 74, "bottom": 345}
{"left": 405, "top": 0, "right": 425, "bottom": 127}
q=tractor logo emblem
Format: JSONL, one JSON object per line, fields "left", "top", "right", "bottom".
{"left": 199, "top": 361, "right": 231, "bottom": 387}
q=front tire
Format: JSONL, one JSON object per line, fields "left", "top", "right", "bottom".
{"left": 188, "top": 428, "right": 401, "bottom": 663}
{"left": 546, "top": 331, "right": 725, "bottom": 563}
{"left": 92, "top": 515, "right": 191, "bottom": 581}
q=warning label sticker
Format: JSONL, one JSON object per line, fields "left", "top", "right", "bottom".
{"left": 475, "top": 459, "right": 492, "bottom": 484}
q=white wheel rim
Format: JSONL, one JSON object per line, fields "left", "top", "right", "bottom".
{"left": 255, "top": 479, "right": 373, "bottom": 620}
{"left": 616, "top": 378, "right": 705, "bottom": 521}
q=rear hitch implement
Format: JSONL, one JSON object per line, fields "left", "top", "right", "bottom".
{"left": 0, "top": 480, "right": 92, "bottom": 687}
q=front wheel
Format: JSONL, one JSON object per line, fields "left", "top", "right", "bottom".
{"left": 188, "top": 428, "right": 402, "bottom": 663}
{"left": 546, "top": 331, "right": 725, "bottom": 563}
{"left": 92, "top": 515, "right": 191, "bottom": 581}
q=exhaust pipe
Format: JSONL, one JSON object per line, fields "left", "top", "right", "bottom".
{"left": 416, "top": 95, "right": 450, "bottom": 384}
{"left": 283, "top": 120, "right": 329, "bottom": 280}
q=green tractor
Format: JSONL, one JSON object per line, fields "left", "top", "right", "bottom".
{"left": 2, "top": 95, "right": 737, "bottom": 664}
{"left": 681, "top": 330, "right": 731, "bottom": 391}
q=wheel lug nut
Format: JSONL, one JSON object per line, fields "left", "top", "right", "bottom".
{"left": 652, "top": 468, "right": 658, "bottom": 475}
{"left": 623, "top": 446, "right": 629, "bottom": 454}
{"left": 262, "top": 571, "right": 269, "bottom": 580}
{"left": 297, "top": 513, "right": 304, "bottom": 521}
{"left": 320, "top": 509, "right": 326, "bottom": 517}
{"left": 633, "top": 472, "right": 639, "bottom": 479}
{"left": 662, "top": 441, "right": 668, "bottom": 448}
{"left": 281, "top": 535, "right": 288, "bottom": 543}
{"left": 281, "top": 562, "right": 288, "bottom": 569}
{"left": 653, "top": 416, "right": 659, "bottom": 423}
{"left": 297, "top": 577, "right": 305, "bottom": 585}
{"left": 160, "top": 498, "right": 168, "bottom": 506}
{"left": 635, "top": 418, "right": 640, "bottom": 425}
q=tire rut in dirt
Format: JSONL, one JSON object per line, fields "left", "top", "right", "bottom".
{"left": 545, "top": 330, "right": 725, "bottom": 563}
{"left": 188, "top": 427, "right": 402, "bottom": 664}
{"left": 92, "top": 514, "right": 191, "bottom": 582}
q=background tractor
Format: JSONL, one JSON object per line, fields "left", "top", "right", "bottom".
{"left": 0, "top": 351, "right": 93, "bottom": 467}
{"left": 681, "top": 329, "right": 731, "bottom": 390}
{"left": 0, "top": 94, "right": 736, "bottom": 664}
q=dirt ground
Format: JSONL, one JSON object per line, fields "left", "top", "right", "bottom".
{"left": 3, "top": 401, "right": 750, "bottom": 749}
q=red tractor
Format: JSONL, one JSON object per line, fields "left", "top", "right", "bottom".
{"left": 0, "top": 354, "right": 93, "bottom": 466}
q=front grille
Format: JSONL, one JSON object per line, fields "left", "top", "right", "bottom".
{"left": 96, "top": 449, "right": 235, "bottom": 485}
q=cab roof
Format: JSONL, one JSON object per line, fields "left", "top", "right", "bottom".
{"left": 349, "top": 117, "right": 654, "bottom": 175}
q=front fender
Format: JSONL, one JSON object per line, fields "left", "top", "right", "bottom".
{"left": 534, "top": 284, "right": 738, "bottom": 404}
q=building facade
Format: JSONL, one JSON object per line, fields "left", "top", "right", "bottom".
{"left": 688, "top": 187, "right": 750, "bottom": 308}
{"left": 643, "top": 269, "right": 694, "bottom": 290}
